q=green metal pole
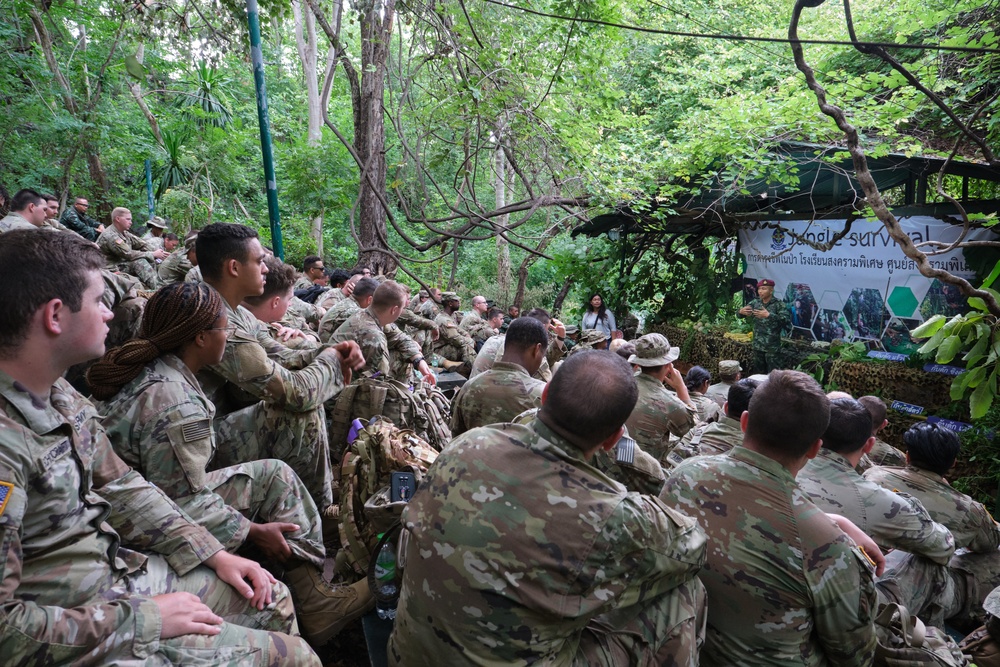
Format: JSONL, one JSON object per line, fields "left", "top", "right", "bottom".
{"left": 246, "top": 0, "right": 284, "bottom": 259}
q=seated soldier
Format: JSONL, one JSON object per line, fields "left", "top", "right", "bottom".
{"left": 97, "top": 206, "right": 167, "bottom": 289}
{"left": 432, "top": 292, "right": 477, "bottom": 367}
{"left": 389, "top": 351, "right": 708, "bottom": 666}
{"left": 318, "top": 277, "right": 379, "bottom": 342}
{"left": 59, "top": 195, "right": 104, "bottom": 240}
{"left": 623, "top": 333, "right": 696, "bottom": 466}
{"left": 315, "top": 271, "right": 359, "bottom": 310}
{"left": 142, "top": 216, "right": 168, "bottom": 250}
{"left": 159, "top": 232, "right": 198, "bottom": 284}
{"left": 684, "top": 365, "right": 722, "bottom": 424}
{"left": 704, "top": 359, "right": 741, "bottom": 408}
{"left": 41, "top": 192, "right": 73, "bottom": 232}
{"left": 450, "top": 316, "right": 548, "bottom": 436}
{"left": 664, "top": 370, "right": 878, "bottom": 666}
{"left": 328, "top": 280, "right": 435, "bottom": 385}
{"left": 470, "top": 308, "right": 560, "bottom": 381}
{"left": 89, "top": 282, "right": 371, "bottom": 647}
{"left": 865, "top": 422, "right": 1000, "bottom": 553}
{"left": 294, "top": 255, "right": 327, "bottom": 291}
{"left": 0, "top": 188, "right": 47, "bottom": 233}
{"left": 243, "top": 257, "right": 321, "bottom": 350}
{"left": 855, "top": 395, "right": 907, "bottom": 473}
{"left": 195, "top": 223, "right": 363, "bottom": 512}
{"left": 666, "top": 377, "right": 758, "bottom": 468}
{"left": 0, "top": 229, "right": 320, "bottom": 666}
{"left": 458, "top": 295, "right": 496, "bottom": 348}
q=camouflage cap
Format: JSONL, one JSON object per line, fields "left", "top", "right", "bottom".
{"left": 985, "top": 585, "right": 1000, "bottom": 617}
{"left": 719, "top": 359, "right": 742, "bottom": 374}
{"left": 184, "top": 234, "right": 199, "bottom": 251}
{"left": 578, "top": 328, "right": 609, "bottom": 345}
{"left": 147, "top": 216, "right": 168, "bottom": 229}
{"left": 564, "top": 325, "right": 579, "bottom": 335}
{"left": 629, "top": 333, "right": 679, "bottom": 367}
{"left": 418, "top": 289, "right": 429, "bottom": 298}
{"left": 441, "top": 291, "right": 460, "bottom": 302}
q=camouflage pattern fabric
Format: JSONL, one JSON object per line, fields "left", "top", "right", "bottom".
{"left": 397, "top": 305, "right": 437, "bottom": 335}
{"left": 665, "top": 414, "right": 743, "bottom": 469}
{"left": 157, "top": 247, "right": 193, "bottom": 283}
{"left": 329, "top": 307, "right": 424, "bottom": 383}
{"left": 664, "top": 446, "right": 878, "bottom": 666}
{"left": 315, "top": 288, "right": 346, "bottom": 310}
{"left": 293, "top": 275, "right": 313, "bottom": 291}
{"left": 199, "top": 302, "right": 344, "bottom": 509}
{"left": 432, "top": 311, "right": 476, "bottom": 364}
{"left": 704, "top": 380, "right": 734, "bottom": 409}
{"left": 864, "top": 465, "right": 1000, "bottom": 553}
{"left": 185, "top": 265, "right": 203, "bottom": 283}
{"left": 449, "top": 361, "right": 544, "bottom": 436}
{"left": 286, "top": 295, "right": 324, "bottom": 328}
{"left": 459, "top": 312, "right": 495, "bottom": 346}
{"left": 740, "top": 297, "right": 788, "bottom": 373}
{"left": 99, "top": 354, "right": 325, "bottom": 569}
{"left": 97, "top": 226, "right": 161, "bottom": 289}
{"left": 268, "top": 319, "right": 321, "bottom": 351}
{"left": 689, "top": 391, "right": 721, "bottom": 424}
{"left": 388, "top": 418, "right": 708, "bottom": 666}
{"left": 471, "top": 333, "right": 552, "bottom": 382}
{"left": 44, "top": 216, "right": 74, "bottom": 233}
{"left": 0, "top": 369, "right": 319, "bottom": 666}
{"left": 0, "top": 212, "right": 36, "bottom": 234}
{"left": 797, "top": 449, "right": 955, "bottom": 564}
{"left": 318, "top": 296, "right": 362, "bottom": 343}
{"left": 59, "top": 205, "right": 102, "bottom": 240}
{"left": 869, "top": 437, "right": 908, "bottom": 467}
{"left": 624, "top": 373, "right": 696, "bottom": 466}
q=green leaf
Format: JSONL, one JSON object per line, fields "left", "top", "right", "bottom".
{"left": 917, "top": 326, "right": 948, "bottom": 354}
{"left": 125, "top": 54, "right": 146, "bottom": 81}
{"left": 970, "top": 381, "right": 994, "bottom": 419}
{"left": 963, "top": 333, "right": 989, "bottom": 362}
{"left": 966, "top": 365, "right": 989, "bottom": 389}
{"left": 935, "top": 335, "right": 962, "bottom": 364}
{"left": 910, "top": 314, "right": 946, "bottom": 338}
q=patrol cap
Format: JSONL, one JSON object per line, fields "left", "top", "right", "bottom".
{"left": 578, "top": 329, "right": 609, "bottom": 345}
{"left": 564, "top": 325, "right": 579, "bottom": 336}
{"left": 629, "top": 333, "right": 680, "bottom": 367}
{"left": 147, "top": 216, "right": 168, "bottom": 229}
{"left": 757, "top": 278, "right": 775, "bottom": 287}
{"left": 441, "top": 291, "right": 460, "bottom": 302}
{"left": 719, "top": 359, "right": 742, "bottom": 374}
{"left": 418, "top": 289, "right": 429, "bottom": 298}
{"left": 985, "top": 586, "right": 1000, "bottom": 617}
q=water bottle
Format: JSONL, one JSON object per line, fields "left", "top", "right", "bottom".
{"left": 374, "top": 540, "right": 397, "bottom": 620}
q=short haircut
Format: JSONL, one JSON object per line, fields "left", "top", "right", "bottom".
{"left": 371, "top": 280, "right": 408, "bottom": 310}
{"left": 614, "top": 341, "right": 636, "bottom": 361}
{"left": 352, "top": 277, "right": 379, "bottom": 300}
{"left": 349, "top": 268, "right": 366, "bottom": 277}
{"left": 745, "top": 370, "right": 830, "bottom": 459}
{"left": 504, "top": 317, "right": 548, "bottom": 351}
{"left": 684, "top": 365, "right": 711, "bottom": 392}
{"left": 41, "top": 193, "right": 58, "bottom": 203}
{"left": 541, "top": 350, "right": 638, "bottom": 446}
{"left": 196, "top": 223, "right": 259, "bottom": 281}
{"left": 821, "top": 398, "right": 873, "bottom": 454}
{"left": 524, "top": 307, "right": 550, "bottom": 327}
{"left": 303, "top": 255, "right": 322, "bottom": 271}
{"left": 244, "top": 256, "right": 295, "bottom": 305}
{"left": 111, "top": 206, "right": 130, "bottom": 222}
{"left": 164, "top": 232, "right": 179, "bottom": 242}
{"left": 10, "top": 189, "right": 44, "bottom": 212}
{"left": 328, "top": 268, "right": 351, "bottom": 288}
{"left": 726, "top": 378, "right": 760, "bottom": 419}
{"left": 486, "top": 307, "right": 504, "bottom": 320}
{"left": 904, "top": 422, "right": 960, "bottom": 475}
{"left": 0, "top": 230, "right": 105, "bottom": 354}
{"left": 858, "top": 395, "right": 887, "bottom": 433}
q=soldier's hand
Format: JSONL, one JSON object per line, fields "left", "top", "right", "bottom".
{"left": 154, "top": 592, "right": 223, "bottom": 639}
{"left": 274, "top": 324, "right": 305, "bottom": 342}
{"left": 663, "top": 367, "right": 684, "bottom": 391}
{"left": 431, "top": 328, "right": 440, "bottom": 341}
{"left": 332, "top": 340, "right": 365, "bottom": 371}
{"left": 153, "top": 249, "right": 169, "bottom": 260}
{"left": 248, "top": 521, "right": 298, "bottom": 562}
{"left": 738, "top": 305, "right": 752, "bottom": 316}
{"left": 755, "top": 309, "right": 769, "bottom": 319}
{"left": 204, "top": 550, "right": 277, "bottom": 610}
{"left": 96, "top": 224, "right": 105, "bottom": 233}
{"left": 549, "top": 318, "right": 566, "bottom": 338}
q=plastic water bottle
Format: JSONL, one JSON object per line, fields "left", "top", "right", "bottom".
{"left": 374, "top": 541, "right": 397, "bottom": 620}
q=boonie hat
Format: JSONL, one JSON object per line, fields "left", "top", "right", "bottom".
{"left": 184, "top": 235, "right": 198, "bottom": 251}
{"left": 719, "top": 360, "right": 742, "bottom": 374}
{"left": 578, "top": 329, "right": 609, "bottom": 346}
{"left": 147, "top": 216, "right": 168, "bottom": 229}
{"left": 629, "top": 333, "right": 680, "bottom": 367}
{"left": 564, "top": 325, "right": 579, "bottom": 336}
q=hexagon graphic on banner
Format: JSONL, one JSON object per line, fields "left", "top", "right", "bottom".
{"left": 844, "top": 288, "right": 886, "bottom": 341}
{"left": 813, "top": 290, "right": 852, "bottom": 342}
{"left": 785, "top": 282, "right": 818, "bottom": 340}
{"left": 887, "top": 286, "right": 920, "bottom": 319}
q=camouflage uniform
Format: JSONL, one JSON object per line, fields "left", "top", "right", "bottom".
{"left": 459, "top": 312, "right": 495, "bottom": 346}
{"left": 665, "top": 414, "right": 743, "bottom": 469}
{"left": 689, "top": 391, "right": 721, "bottom": 424}
{"left": 397, "top": 305, "right": 437, "bottom": 338}
{"left": 0, "top": 212, "right": 36, "bottom": 234}
{"left": 267, "top": 320, "right": 321, "bottom": 351}
{"left": 703, "top": 380, "right": 734, "bottom": 409}
{"left": 99, "top": 354, "right": 326, "bottom": 569}
{"left": 471, "top": 333, "right": 553, "bottom": 382}
{"left": 185, "top": 265, "right": 203, "bottom": 283}
{"left": 157, "top": 247, "right": 193, "bottom": 283}
{"left": 329, "top": 307, "right": 423, "bottom": 382}
{"left": 388, "top": 418, "right": 708, "bottom": 666}
{"left": 59, "top": 205, "right": 102, "bottom": 240}
{"left": 740, "top": 296, "right": 788, "bottom": 373}
{"left": 97, "top": 226, "right": 162, "bottom": 290}
{"left": 318, "top": 296, "right": 363, "bottom": 343}
{"left": 293, "top": 275, "right": 313, "bottom": 292}
{"left": 315, "top": 288, "right": 346, "bottom": 310}
{"left": 870, "top": 437, "right": 907, "bottom": 467}
{"left": 449, "top": 361, "right": 545, "bottom": 436}
{"left": 863, "top": 464, "right": 1000, "bottom": 553}
{"left": 0, "top": 370, "right": 319, "bottom": 666}
{"left": 44, "top": 216, "right": 74, "bottom": 233}
{"left": 198, "top": 303, "right": 344, "bottom": 509}
{"left": 286, "top": 296, "right": 324, "bottom": 330}
{"left": 664, "top": 447, "right": 877, "bottom": 666}
{"left": 797, "top": 448, "right": 955, "bottom": 563}
{"left": 432, "top": 310, "right": 476, "bottom": 364}
{"left": 624, "top": 373, "right": 696, "bottom": 466}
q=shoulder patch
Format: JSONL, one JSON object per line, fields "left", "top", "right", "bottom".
{"left": 0, "top": 481, "right": 14, "bottom": 518}
{"left": 615, "top": 435, "right": 636, "bottom": 465}
{"left": 180, "top": 419, "right": 211, "bottom": 443}
{"left": 115, "top": 238, "right": 125, "bottom": 245}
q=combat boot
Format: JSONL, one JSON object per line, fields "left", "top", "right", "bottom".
{"left": 439, "top": 359, "right": 463, "bottom": 371}
{"left": 284, "top": 562, "right": 374, "bottom": 646}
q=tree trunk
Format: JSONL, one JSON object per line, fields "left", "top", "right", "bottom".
{"left": 312, "top": 213, "right": 324, "bottom": 256}
{"left": 494, "top": 138, "right": 512, "bottom": 306}
{"left": 552, "top": 276, "right": 573, "bottom": 316}
{"left": 354, "top": 0, "right": 397, "bottom": 276}
{"left": 292, "top": 0, "right": 323, "bottom": 145}
{"left": 127, "top": 44, "right": 163, "bottom": 146}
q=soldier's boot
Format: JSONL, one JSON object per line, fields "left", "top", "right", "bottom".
{"left": 439, "top": 359, "right": 463, "bottom": 372}
{"left": 321, "top": 503, "right": 340, "bottom": 550}
{"left": 284, "top": 562, "right": 374, "bottom": 646}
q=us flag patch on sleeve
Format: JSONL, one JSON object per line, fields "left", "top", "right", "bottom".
{"left": 0, "top": 481, "right": 14, "bottom": 518}
{"left": 181, "top": 419, "right": 211, "bottom": 443}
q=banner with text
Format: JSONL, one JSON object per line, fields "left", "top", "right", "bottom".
{"left": 738, "top": 217, "right": 994, "bottom": 351}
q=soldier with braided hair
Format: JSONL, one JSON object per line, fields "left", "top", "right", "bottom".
{"left": 90, "top": 282, "right": 372, "bottom": 647}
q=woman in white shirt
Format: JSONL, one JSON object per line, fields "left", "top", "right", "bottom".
{"left": 581, "top": 293, "right": 616, "bottom": 347}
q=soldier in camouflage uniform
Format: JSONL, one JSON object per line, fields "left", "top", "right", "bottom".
{"left": 41, "top": 192, "right": 74, "bottom": 233}
{"left": 856, "top": 395, "right": 907, "bottom": 471}
{"left": 159, "top": 233, "right": 198, "bottom": 283}
{"left": 470, "top": 308, "right": 562, "bottom": 381}
{"left": 328, "top": 281, "right": 436, "bottom": 384}
{"left": 294, "top": 256, "right": 326, "bottom": 291}
{"left": 318, "top": 277, "right": 378, "bottom": 342}
{"left": 738, "top": 278, "right": 789, "bottom": 374}
{"left": 142, "top": 216, "right": 168, "bottom": 250}
{"left": 97, "top": 207, "right": 168, "bottom": 289}
{"left": 624, "top": 334, "right": 697, "bottom": 465}
{"left": 458, "top": 295, "right": 496, "bottom": 347}
{"left": 59, "top": 195, "right": 104, "bottom": 240}
{"left": 450, "top": 317, "right": 548, "bottom": 436}
{"left": 664, "top": 370, "right": 878, "bottom": 666}
{"left": 433, "top": 291, "right": 477, "bottom": 364}
{"left": 315, "top": 274, "right": 359, "bottom": 310}
{"left": 89, "top": 282, "right": 373, "bottom": 647}
{"left": 241, "top": 257, "right": 322, "bottom": 351}
{"left": 390, "top": 351, "right": 708, "bottom": 666}
{"left": 666, "top": 378, "right": 758, "bottom": 468}
{"left": 0, "top": 230, "right": 321, "bottom": 666}
{"left": 704, "top": 359, "right": 741, "bottom": 409}
{"left": 0, "top": 189, "right": 47, "bottom": 233}
{"left": 684, "top": 365, "right": 722, "bottom": 424}
{"left": 194, "top": 224, "right": 365, "bottom": 511}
